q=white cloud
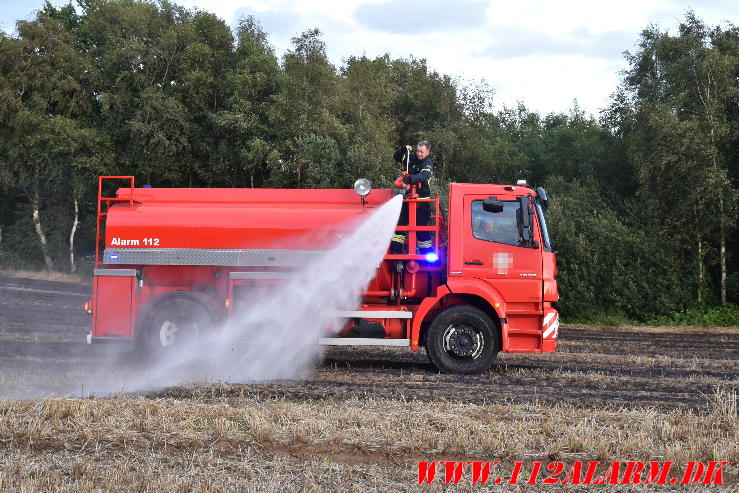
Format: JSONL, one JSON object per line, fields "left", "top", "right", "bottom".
{"left": 231, "top": 6, "right": 301, "bottom": 39}
{"left": 482, "top": 27, "right": 635, "bottom": 60}
{"left": 354, "top": 0, "right": 489, "bottom": 33}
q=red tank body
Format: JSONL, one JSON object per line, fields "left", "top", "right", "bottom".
{"left": 87, "top": 176, "right": 559, "bottom": 375}
{"left": 105, "top": 187, "right": 395, "bottom": 251}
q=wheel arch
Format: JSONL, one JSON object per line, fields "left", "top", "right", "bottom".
{"left": 414, "top": 279, "right": 506, "bottom": 349}
{"left": 135, "top": 290, "right": 218, "bottom": 341}
{"left": 418, "top": 293, "right": 502, "bottom": 348}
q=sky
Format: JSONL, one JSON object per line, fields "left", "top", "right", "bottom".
{"left": 1, "top": 0, "right": 737, "bottom": 116}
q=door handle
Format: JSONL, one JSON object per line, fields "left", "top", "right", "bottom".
{"left": 464, "top": 260, "right": 483, "bottom": 265}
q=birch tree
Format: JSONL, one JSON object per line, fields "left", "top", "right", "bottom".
{"left": 618, "top": 13, "right": 738, "bottom": 305}
{"left": 0, "top": 15, "right": 93, "bottom": 270}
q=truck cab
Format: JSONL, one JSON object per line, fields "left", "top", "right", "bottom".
{"left": 444, "top": 182, "right": 558, "bottom": 353}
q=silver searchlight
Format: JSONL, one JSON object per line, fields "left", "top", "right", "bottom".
{"left": 353, "top": 178, "right": 372, "bottom": 197}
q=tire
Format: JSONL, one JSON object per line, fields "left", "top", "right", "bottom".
{"left": 425, "top": 305, "right": 500, "bottom": 374}
{"left": 139, "top": 294, "right": 213, "bottom": 355}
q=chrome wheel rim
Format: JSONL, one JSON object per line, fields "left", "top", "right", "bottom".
{"left": 443, "top": 324, "right": 484, "bottom": 359}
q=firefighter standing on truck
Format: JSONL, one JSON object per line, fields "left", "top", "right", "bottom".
{"left": 391, "top": 140, "right": 434, "bottom": 254}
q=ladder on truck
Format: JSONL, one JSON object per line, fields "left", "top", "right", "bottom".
{"left": 386, "top": 191, "right": 443, "bottom": 263}
{"left": 94, "top": 176, "right": 135, "bottom": 267}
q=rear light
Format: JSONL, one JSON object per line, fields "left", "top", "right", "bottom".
{"left": 83, "top": 301, "right": 92, "bottom": 315}
{"left": 225, "top": 299, "right": 231, "bottom": 308}
{"left": 406, "top": 260, "right": 420, "bottom": 273}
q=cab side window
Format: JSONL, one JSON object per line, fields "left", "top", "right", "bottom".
{"left": 471, "top": 200, "right": 520, "bottom": 246}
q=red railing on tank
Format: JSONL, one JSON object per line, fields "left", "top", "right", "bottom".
{"left": 95, "top": 176, "right": 135, "bottom": 266}
{"left": 363, "top": 185, "right": 442, "bottom": 300}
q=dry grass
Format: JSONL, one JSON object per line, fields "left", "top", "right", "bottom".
{"left": 0, "top": 386, "right": 736, "bottom": 491}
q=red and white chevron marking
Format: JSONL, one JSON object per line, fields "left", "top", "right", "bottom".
{"left": 542, "top": 311, "right": 559, "bottom": 339}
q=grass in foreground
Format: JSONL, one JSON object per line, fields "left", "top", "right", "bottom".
{"left": 0, "top": 386, "right": 736, "bottom": 491}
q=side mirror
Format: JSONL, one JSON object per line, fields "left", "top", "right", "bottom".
{"left": 516, "top": 195, "right": 536, "bottom": 247}
{"left": 536, "top": 187, "right": 549, "bottom": 212}
{"left": 482, "top": 196, "right": 504, "bottom": 213}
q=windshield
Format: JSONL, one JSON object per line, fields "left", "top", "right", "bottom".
{"left": 535, "top": 201, "right": 552, "bottom": 252}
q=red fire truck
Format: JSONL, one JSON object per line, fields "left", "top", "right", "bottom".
{"left": 86, "top": 176, "right": 558, "bottom": 374}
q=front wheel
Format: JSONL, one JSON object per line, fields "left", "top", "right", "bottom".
{"left": 425, "top": 306, "right": 500, "bottom": 374}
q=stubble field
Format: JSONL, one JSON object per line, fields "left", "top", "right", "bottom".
{"left": 0, "top": 274, "right": 737, "bottom": 491}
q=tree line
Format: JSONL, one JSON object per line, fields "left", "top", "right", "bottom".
{"left": 0, "top": 1, "right": 737, "bottom": 319}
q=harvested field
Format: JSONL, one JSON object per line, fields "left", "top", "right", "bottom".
{"left": 0, "top": 274, "right": 737, "bottom": 491}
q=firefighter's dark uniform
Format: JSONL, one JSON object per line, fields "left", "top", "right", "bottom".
{"left": 391, "top": 146, "right": 434, "bottom": 254}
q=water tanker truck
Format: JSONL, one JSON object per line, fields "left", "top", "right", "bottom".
{"left": 86, "top": 176, "right": 558, "bottom": 374}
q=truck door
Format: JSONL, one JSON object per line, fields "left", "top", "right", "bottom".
{"left": 460, "top": 195, "right": 542, "bottom": 304}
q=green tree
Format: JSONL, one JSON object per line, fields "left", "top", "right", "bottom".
{"left": 212, "top": 15, "right": 279, "bottom": 187}
{"left": 339, "top": 55, "right": 399, "bottom": 187}
{"left": 388, "top": 57, "right": 463, "bottom": 181}
{"left": 617, "top": 13, "right": 738, "bottom": 305}
{"left": 0, "top": 14, "right": 94, "bottom": 270}
{"left": 78, "top": 0, "right": 235, "bottom": 186}
{"left": 270, "top": 28, "right": 346, "bottom": 187}
{"left": 545, "top": 177, "right": 687, "bottom": 319}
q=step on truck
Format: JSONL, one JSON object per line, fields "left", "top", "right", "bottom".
{"left": 85, "top": 176, "right": 559, "bottom": 374}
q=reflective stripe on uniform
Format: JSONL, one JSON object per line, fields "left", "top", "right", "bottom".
{"left": 418, "top": 240, "right": 433, "bottom": 248}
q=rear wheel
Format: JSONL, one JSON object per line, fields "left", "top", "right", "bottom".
{"left": 139, "top": 295, "right": 213, "bottom": 355}
{"left": 425, "top": 306, "right": 499, "bottom": 374}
